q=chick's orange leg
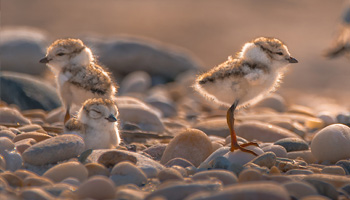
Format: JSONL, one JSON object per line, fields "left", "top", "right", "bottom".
{"left": 227, "top": 100, "right": 258, "bottom": 156}
{"left": 64, "top": 106, "right": 71, "bottom": 123}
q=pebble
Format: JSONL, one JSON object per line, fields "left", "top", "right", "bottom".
{"left": 61, "top": 177, "right": 80, "bottom": 187}
{"left": 85, "top": 163, "right": 110, "bottom": 177}
{"left": 0, "top": 137, "right": 15, "bottom": 154}
{"left": 164, "top": 157, "right": 194, "bottom": 168}
{"left": 300, "top": 195, "right": 332, "bottom": 200}
{"left": 274, "top": 138, "right": 309, "bottom": 152}
{"left": 146, "top": 97, "right": 177, "bottom": 118}
{"left": 228, "top": 163, "right": 245, "bottom": 176}
{"left": 160, "top": 129, "right": 213, "bottom": 167}
{"left": 20, "top": 188, "right": 54, "bottom": 200}
{"left": 0, "top": 73, "right": 61, "bottom": 111}
{"left": 321, "top": 165, "right": 346, "bottom": 175}
{"left": 310, "top": 124, "right": 350, "bottom": 163}
{"left": 157, "top": 168, "right": 184, "bottom": 183}
{"left": 22, "top": 134, "right": 85, "bottom": 165}
{"left": 253, "top": 94, "right": 286, "bottom": 112}
{"left": 282, "top": 181, "right": 318, "bottom": 199}
{"left": 302, "top": 174, "right": 350, "bottom": 188}
{"left": 249, "top": 152, "right": 276, "bottom": 168}
{"left": 336, "top": 112, "right": 350, "bottom": 125}
{"left": 287, "top": 150, "right": 317, "bottom": 164}
{"left": 3, "top": 150, "right": 23, "bottom": 172}
{"left": 192, "top": 170, "right": 238, "bottom": 186}
{"left": 223, "top": 146, "right": 264, "bottom": 166}
{"left": 115, "top": 188, "right": 146, "bottom": 200}
{"left": 1, "top": 171, "right": 23, "bottom": 188}
{"left": 261, "top": 144, "right": 287, "bottom": 158}
{"left": 199, "top": 147, "right": 230, "bottom": 169}
{"left": 304, "top": 179, "right": 338, "bottom": 200}
{"left": 117, "top": 100, "right": 165, "bottom": 133}
{"left": 336, "top": 160, "right": 350, "bottom": 175}
{"left": 238, "top": 168, "right": 264, "bottom": 182}
{"left": 110, "top": 161, "right": 147, "bottom": 186}
{"left": 75, "top": 176, "right": 116, "bottom": 200}
{"left": 142, "top": 144, "right": 167, "bottom": 161}
{"left": 22, "top": 109, "right": 47, "bottom": 120}
{"left": 236, "top": 121, "right": 300, "bottom": 142}
{"left": 23, "top": 176, "right": 54, "bottom": 187}
{"left": 285, "top": 169, "right": 314, "bottom": 175}
{"left": 15, "top": 138, "right": 36, "bottom": 154}
{"left": 97, "top": 150, "right": 137, "bottom": 168}
{"left": 84, "top": 36, "right": 199, "bottom": 81}
{"left": 13, "top": 131, "right": 51, "bottom": 143}
{"left": 171, "top": 165, "right": 187, "bottom": 177}
{"left": 212, "top": 156, "right": 230, "bottom": 169}
{"left": 0, "top": 27, "right": 47, "bottom": 75}
{"left": 187, "top": 181, "right": 290, "bottom": 200}
{"left": 14, "top": 169, "right": 37, "bottom": 180}
{"left": 0, "top": 130, "right": 16, "bottom": 140}
{"left": 18, "top": 124, "right": 45, "bottom": 133}
{"left": 43, "top": 161, "right": 88, "bottom": 183}
{"left": 145, "top": 181, "right": 222, "bottom": 200}
{"left": 194, "top": 117, "right": 230, "bottom": 138}
{"left": 318, "top": 111, "right": 336, "bottom": 126}
{"left": 0, "top": 107, "right": 31, "bottom": 125}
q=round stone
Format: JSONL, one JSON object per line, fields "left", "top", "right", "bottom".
{"left": 160, "top": 129, "right": 213, "bottom": 167}
{"left": 238, "top": 168, "right": 263, "bottom": 182}
{"left": 23, "top": 176, "right": 53, "bottom": 187}
{"left": 157, "top": 168, "right": 184, "bottom": 183}
{"left": 97, "top": 150, "right": 137, "bottom": 168}
{"left": 261, "top": 144, "right": 287, "bottom": 158}
{"left": 110, "top": 161, "right": 147, "bottom": 186}
{"left": 13, "top": 131, "right": 51, "bottom": 143}
{"left": 22, "top": 134, "right": 85, "bottom": 165}
{"left": 0, "top": 107, "right": 31, "bottom": 125}
{"left": 85, "top": 163, "right": 110, "bottom": 177}
{"left": 20, "top": 188, "right": 54, "bottom": 200}
{"left": 142, "top": 144, "right": 167, "bottom": 161}
{"left": 321, "top": 166, "right": 346, "bottom": 175}
{"left": 249, "top": 152, "right": 276, "bottom": 168}
{"left": 311, "top": 124, "right": 350, "bottom": 163}
{"left": 164, "top": 158, "right": 194, "bottom": 168}
{"left": 43, "top": 161, "right": 88, "bottom": 183}
{"left": 0, "top": 130, "right": 16, "bottom": 140}
{"left": 282, "top": 181, "right": 318, "bottom": 199}
{"left": 75, "top": 176, "right": 116, "bottom": 200}
{"left": 253, "top": 94, "right": 286, "bottom": 112}
{"left": 274, "top": 138, "right": 309, "bottom": 152}
{"left": 0, "top": 137, "right": 15, "bottom": 154}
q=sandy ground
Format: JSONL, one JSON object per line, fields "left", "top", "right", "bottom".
{"left": 2, "top": 0, "right": 350, "bottom": 108}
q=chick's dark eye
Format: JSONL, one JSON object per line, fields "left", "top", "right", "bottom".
{"left": 57, "top": 53, "right": 65, "bottom": 56}
{"left": 91, "top": 109, "right": 101, "bottom": 114}
{"left": 276, "top": 52, "right": 283, "bottom": 55}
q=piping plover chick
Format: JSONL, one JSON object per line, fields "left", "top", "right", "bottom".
{"left": 194, "top": 37, "right": 298, "bottom": 155}
{"left": 39, "top": 38, "right": 117, "bottom": 123}
{"left": 64, "top": 98, "right": 120, "bottom": 150}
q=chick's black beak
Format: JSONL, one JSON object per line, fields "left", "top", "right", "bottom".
{"left": 106, "top": 114, "right": 117, "bottom": 122}
{"left": 39, "top": 57, "right": 50, "bottom": 63}
{"left": 287, "top": 56, "right": 298, "bottom": 63}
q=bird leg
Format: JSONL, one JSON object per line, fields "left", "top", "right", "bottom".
{"left": 227, "top": 100, "right": 259, "bottom": 156}
{"left": 64, "top": 106, "right": 71, "bottom": 124}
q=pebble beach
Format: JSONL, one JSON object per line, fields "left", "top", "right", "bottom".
{"left": 1, "top": 1, "right": 350, "bottom": 200}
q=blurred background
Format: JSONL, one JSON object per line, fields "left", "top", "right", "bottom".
{"left": 1, "top": 0, "right": 350, "bottom": 110}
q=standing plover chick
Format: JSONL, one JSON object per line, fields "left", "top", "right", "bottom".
{"left": 39, "top": 38, "right": 117, "bottom": 123}
{"left": 64, "top": 98, "right": 120, "bottom": 150}
{"left": 194, "top": 37, "right": 298, "bottom": 155}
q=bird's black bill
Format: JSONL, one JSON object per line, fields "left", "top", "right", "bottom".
{"left": 39, "top": 57, "right": 50, "bottom": 63}
{"left": 287, "top": 57, "right": 298, "bottom": 63}
{"left": 106, "top": 114, "right": 117, "bottom": 122}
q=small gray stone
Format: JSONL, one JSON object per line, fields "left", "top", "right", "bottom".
{"left": 228, "top": 163, "right": 245, "bottom": 176}
{"left": 0, "top": 137, "right": 15, "bottom": 154}
{"left": 249, "top": 152, "right": 276, "bottom": 168}
{"left": 261, "top": 144, "right": 287, "bottom": 158}
{"left": 286, "top": 169, "right": 314, "bottom": 175}
{"left": 75, "top": 176, "right": 116, "bottom": 200}
{"left": 0, "top": 72, "right": 61, "bottom": 111}
{"left": 275, "top": 138, "right": 309, "bottom": 152}
{"left": 97, "top": 150, "right": 137, "bottom": 168}
{"left": 143, "top": 144, "right": 167, "bottom": 161}
{"left": 3, "top": 150, "right": 23, "bottom": 172}
{"left": 20, "top": 188, "right": 54, "bottom": 200}
{"left": 0, "top": 130, "right": 16, "bottom": 140}
{"left": 110, "top": 161, "right": 147, "bottom": 186}
{"left": 282, "top": 181, "right": 318, "bottom": 199}
{"left": 336, "top": 160, "right": 350, "bottom": 175}
{"left": 0, "top": 107, "right": 31, "bottom": 125}
{"left": 213, "top": 156, "right": 230, "bottom": 169}
{"left": 22, "top": 135, "right": 85, "bottom": 165}
{"left": 336, "top": 112, "right": 350, "bottom": 125}
{"left": 321, "top": 166, "right": 346, "bottom": 175}
{"left": 304, "top": 179, "right": 338, "bottom": 200}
